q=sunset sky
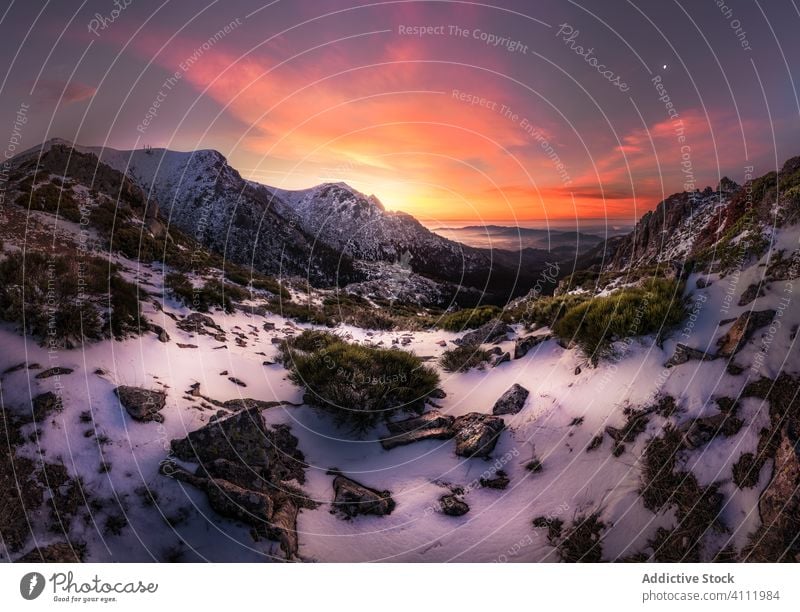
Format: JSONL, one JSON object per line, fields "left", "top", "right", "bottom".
{"left": 1, "top": 0, "right": 798, "bottom": 224}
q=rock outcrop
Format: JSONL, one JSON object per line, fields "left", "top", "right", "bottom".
{"left": 452, "top": 413, "right": 505, "bottom": 458}
{"left": 492, "top": 384, "right": 529, "bottom": 415}
{"left": 380, "top": 412, "right": 455, "bottom": 450}
{"left": 716, "top": 310, "right": 775, "bottom": 357}
{"left": 664, "top": 343, "right": 717, "bottom": 367}
{"left": 329, "top": 471, "right": 395, "bottom": 518}
{"left": 115, "top": 386, "right": 167, "bottom": 423}
{"left": 455, "top": 319, "right": 513, "bottom": 347}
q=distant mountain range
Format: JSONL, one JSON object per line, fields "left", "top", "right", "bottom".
{"left": 430, "top": 225, "right": 611, "bottom": 251}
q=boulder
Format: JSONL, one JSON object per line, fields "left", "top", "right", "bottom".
{"left": 514, "top": 334, "right": 551, "bottom": 359}
{"left": 330, "top": 472, "right": 395, "bottom": 518}
{"left": 492, "top": 384, "right": 529, "bottom": 415}
{"left": 115, "top": 386, "right": 167, "bottom": 423}
{"left": 151, "top": 324, "right": 170, "bottom": 343}
{"left": 455, "top": 319, "right": 513, "bottom": 346}
{"left": 170, "top": 407, "right": 270, "bottom": 466}
{"left": 439, "top": 494, "right": 469, "bottom": 516}
{"left": 664, "top": 343, "right": 717, "bottom": 367}
{"left": 380, "top": 414, "right": 455, "bottom": 450}
{"left": 385, "top": 411, "right": 455, "bottom": 434}
{"left": 452, "top": 413, "right": 505, "bottom": 458}
{"left": 716, "top": 310, "right": 776, "bottom": 356}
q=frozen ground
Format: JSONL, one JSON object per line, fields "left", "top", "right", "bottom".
{"left": 2, "top": 224, "right": 797, "bottom": 561}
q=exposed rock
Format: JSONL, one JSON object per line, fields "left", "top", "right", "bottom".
{"left": 716, "top": 310, "right": 775, "bottom": 356}
{"left": 492, "top": 384, "right": 529, "bottom": 415}
{"left": 491, "top": 351, "right": 511, "bottom": 367}
{"left": 30, "top": 391, "right": 63, "bottom": 421}
{"left": 227, "top": 376, "right": 247, "bottom": 387}
{"left": 738, "top": 283, "right": 764, "bottom": 306}
{"left": 330, "top": 472, "right": 395, "bottom": 518}
{"left": 170, "top": 407, "right": 270, "bottom": 466}
{"left": 176, "top": 343, "right": 198, "bottom": 349}
{"left": 167, "top": 463, "right": 274, "bottom": 526}
{"left": 664, "top": 343, "right": 717, "bottom": 367}
{"left": 480, "top": 470, "right": 510, "bottom": 489}
{"left": 429, "top": 388, "right": 447, "bottom": 399}
{"left": 680, "top": 413, "right": 743, "bottom": 449}
{"left": 176, "top": 313, "right": 225, "bottom": 338}
{"left": 455, "top": 319, "right": 513, "bottom": 346}
{"left": 514, "top": 334, "right": 551, "bottom": 359}
{"left": 439, "top": 494, "right": 469, "bottom": 516}
{"left": 115, "top": 386, "right": 166, "bottom": 423}
{"left": 385, "top": 411, "right": 455, "bottom": 434}
{"left": 766, "top": 249, "right": 800, "bottom": 281}
{"left": 35, "top": 367, "right": 73, "bottom": 379}
{"left": 151, "top": 324, "right": 170, "bottom": 343}
{"left": 266, "top": 497, "right": 300, "bottom": 559}
{"left": 221, "top": 398, "right": 286, "bottom": 412}
{"left": 188, "top": 382, "right": 201, "bottom": 397}
{"left": 452, "top": 413, "right": 505, "bottom": 458}
{"left": 381, "top": 411, "right": 455, "bottom": 450}
{"left": 164, "top": 413, "right": 311, "bottom": 560}
{"left": 746, "top": 429, "right": 800, "bottom": 561}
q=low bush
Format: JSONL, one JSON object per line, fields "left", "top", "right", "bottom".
{"left": 0, "top": 252, "right": 143, "bottom": 347}
{"left": 165, "top": 272, "right": 245, "bottom": 313}
{"left": 437, "top": 305, "right": 501, "bottom": 331}
{"left": 18, "top": 182, "right": 82, "bottom": 223}
{"left": 321, "top": 294, "right": 394, "bottom": 330}
{"left": 281, "top": 330, "right": 439, "bottom": 433}
{"left": 439, "top": 343, "right": 492, "bottom": 373}
{"left": 504, "top": 292, "right": 588, "bottom": 329}
{"left": 554, "top": 278, "right": 686, "bottom": 363}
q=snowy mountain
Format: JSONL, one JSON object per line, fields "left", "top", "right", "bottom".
{"left": 26, "top": 139, "right": 563, "bottom": 304}
{"left": 2, "top": 139, "right": 799, "bottom": 563}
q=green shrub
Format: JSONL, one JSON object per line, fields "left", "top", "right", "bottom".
{"left": 267, "top": 298, "right": 331, "bottom": 325}
{"left": 281, "top": 330, "right": 439, "bottom": 433}
{"left": 554, "top": 278, "right": 686, "bottom": 363}
{"left": 321, "top": 293, "right": 394, "bottom": 330}
{"left": 18, "top": 182, "right": 82, "bottom": 223}
{"left": 0, "top": 252, "right": 142, "bottom": 347}
{"left": 165, "top": 272, "right": 244, "bottom": 313}
{"left": 437, "top": 305, "right": 501, "bottom": 331}
{"left": 505, "top": 292, "right": 589, "bottom": 329}
{"left": 224, "top": 266, "right": 288, "bottom": 299}
{"left": 439, "top": 343, "right": 492, "bottom": 373}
